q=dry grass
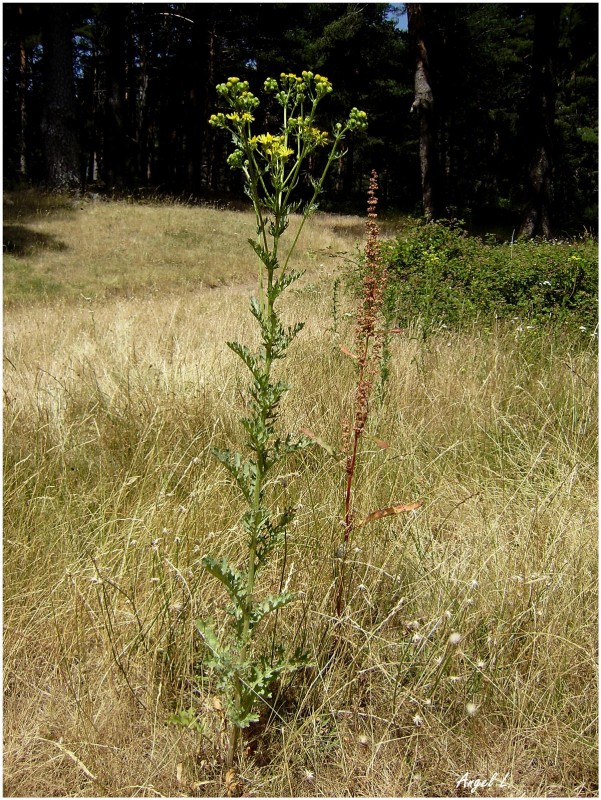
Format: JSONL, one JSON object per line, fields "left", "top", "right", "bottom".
{"left": 3, "top": 190, "right": 366, "bottom": 304}
{"left": 3, "top": 194, "right": 598, "bottom": 797}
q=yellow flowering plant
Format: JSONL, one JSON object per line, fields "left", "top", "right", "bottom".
{"left": 210, "top": 72, "right": 367, "bottom": 304}
{"left": 194, "top": 72, "right": 367, "bottom": 770}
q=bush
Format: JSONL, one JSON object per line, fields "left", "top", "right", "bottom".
{"left": 381, "top": 220, "right": 598, "bottom": 335}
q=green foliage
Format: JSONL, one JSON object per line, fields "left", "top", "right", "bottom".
{"left": 382, "top": 220, "right": 598, "bottom": 334}
{"left": 4, "top": 4, "right": 598, "bottom": 227}
{"left": 168, "top": 707, "right": 205, "bottom": 733}
{"left": 197, "top": 615, "right": 309, "bottom": 728}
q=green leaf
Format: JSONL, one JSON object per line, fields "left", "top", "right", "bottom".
{"left": 168, "top": 707, "right": 205, "bottom": 733}
{"left": 244, "top": 649, "right": 309, "bottom": 701}
{"left": 227, "top": 703, "right": 260, "bottom": 729}
{"left": 201, "top": 556, "right": 248, "bottom": 607}
{"left": 268, "top": 215, "right": 289, "bottom": 239}
{"left": 248, "top": 239, "right": 279, "bottom": 270}
{"left": 277, "top": 432, "right": 311, "bottom": 456}
{"left": 211, "top": 447, "right": 257, "bottom": 503}
{"left": 227, "top": 340, "right": 263, "bottom": 377}
{"left": 250, "top": 591, "right": 297, "bottom": 629}
{"left": 270, "top": 270, "right": 303, "bottom": 301}
{"left": 195, "top": 618, "right": 227, "bottom": 659}
{"left": 253, "top": 506, "right": 296, "bottom": 566}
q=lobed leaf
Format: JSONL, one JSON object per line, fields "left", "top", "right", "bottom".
{"left": 196, "top": 618, "right": 228, "bottom": 660}
{"left": 168, "top": 708, "right": 205, "bottom": 733}
{"left": 270, "top": 270, "right": 303, "bottom": 301}
{"left": 254, "top": 506, "right": 296, "bottom": 566}
{"left": 250, "top": 591, "right": 297, "bottom": 629}
{"left": 211, "top": 447, "right": 257, "bottom": 503}
{"left": 248, "top": 239, "right": 279, "bottom": 270}
{"left": 201, "top": 555, "right": 248, "bottom": 607}
{"left": 227, "top": 340, "right": 263, "bottom": 378}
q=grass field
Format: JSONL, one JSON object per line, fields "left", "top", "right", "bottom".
{"left": 3, "top": 192, "right": 598, "bottom": 797}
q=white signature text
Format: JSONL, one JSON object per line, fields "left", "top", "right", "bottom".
{"left": 456, "top": 772, "right": 511, "bottom": 794}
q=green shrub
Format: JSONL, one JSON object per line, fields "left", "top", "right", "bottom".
{"left": 381, "top": 220, "right": 598, "bottom": 335}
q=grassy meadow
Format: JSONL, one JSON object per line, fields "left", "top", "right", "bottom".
{"left": 3, "top": 191, "right": 598, "bottom": 797}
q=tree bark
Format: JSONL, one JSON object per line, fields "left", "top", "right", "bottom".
{"left": 102, "top": 4, "right": 129, "bottom": 189}
{"left": 41, "top": 5, "right": 81, "bottom": 190}
{"left": 16, "top": 5, "right": 28, "bottom": 177}
{"left": 519, "top": 5, "right": 561, "bottom": 239}
{"left": 407, "top": 3, "right": 441, "bottom": 220}
{"left": 181, "top": 5, "right": 215, "bottom": 194}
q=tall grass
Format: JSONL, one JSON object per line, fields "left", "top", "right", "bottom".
{"left": 3, "top": 197, "right": 598, "bottom": 797}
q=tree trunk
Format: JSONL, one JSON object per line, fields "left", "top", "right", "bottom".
{"left": 133, "top": 13, "right": 151, "bottom": 185}
{"left": 16, "top": 5, "right": 28, "bottom": 177}
{"left": 41, "top": 5, "right": 81, "bottom": 190}
{"left": 102, "top": 5, "right": 129, "bottom": 189}
{"left": 407, "top": 3, "right": 441, "bottom": 220}
{"left": 179, "top": 6, "right": 211, "bottom": 194}
{"left": 519, "top": 5, "right": 561, "bottom": 239}
{"left": 200, "top": 18, "right": 217, "bottom": 192}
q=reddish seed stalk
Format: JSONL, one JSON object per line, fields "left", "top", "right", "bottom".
{"left": 336, "top": 170, "right": 386, "bottom": 617}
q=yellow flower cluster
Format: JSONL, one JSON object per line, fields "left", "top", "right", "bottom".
{"left": 249, "top": 133, "right": 294, "bottom": 161}
{"left": 348, "top": 107, "right": 368, "bottom": 131}
{"left": 226, "top": 112, "right": 254, "bottom": 123}
{"left": 210, "top": 70, "right": 366, "bottom": 178}
{"left": 215, "top": 77, "right": 260, "bottom": 112}
{"left": 263, "top": 71, "right": 333, "bottom": 98}
{"left": 313, "top": 73, "right": 333, "bottom": 93}
{"left": 280, "top": 72, "right": 304, "bottom": 84}
{"left": 289, "top": 117, "right": 329, "bottom": 146}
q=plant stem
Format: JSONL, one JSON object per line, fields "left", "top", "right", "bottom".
{"left": 226, "top": 717, "right": 240, "bottom": 770}
{"left": 336, "top": 171, "right": 383, "bottom": 618}
{"left": 280, "top": 130, "right": 345, "bottom": 278}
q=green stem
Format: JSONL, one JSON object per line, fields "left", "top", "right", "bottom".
{"left": 280, "top": 129, "right": 347, "bottom": 278}
{"left": 226, "top": 718, "right": 240, "bottom": 769}
{"left": 241, "top": 239, "right": 279, "bottom": 647}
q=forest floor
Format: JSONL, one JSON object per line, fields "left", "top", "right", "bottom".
{"left": 3, "top": 192, "right": 598, "bottom": 797}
